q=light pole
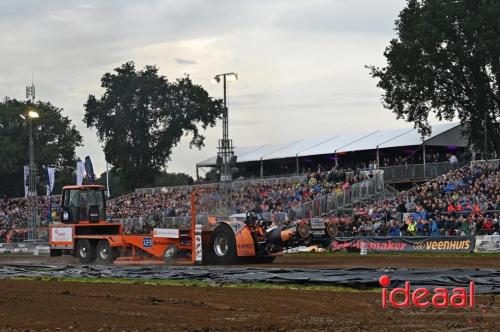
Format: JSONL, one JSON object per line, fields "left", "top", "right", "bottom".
{"left": 20, "top": 109, "right": 40, "bottom": 241}
{"left": 212, "top": 72, "right": 238, "bottom": 215}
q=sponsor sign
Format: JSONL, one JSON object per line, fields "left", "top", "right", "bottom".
{"left": 474, "top": 235, "right": 500, "bottom": 253}
{"left": 153, "top": 228, "right": 180, "bottom": 239}
{"left": 51, "top": 227, "right": 72, "bottom": 242}
{"left": 331, "top": 236, "right": 475, "bottom": 252}
{"left": 195, "top": 224, "right": 203, "bottom": 263}
{"left": 143, "top": 237, "right": 153, "bottom": 248}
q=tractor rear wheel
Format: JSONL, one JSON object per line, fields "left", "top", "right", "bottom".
{"left": 211, "top": 225, "right": 237, "bottom": 265}
{"left": 96, "top": 240, "right": 116, "bottom": 265}
{"left": 76, "top": 239, "right": 96, "bottom": 264}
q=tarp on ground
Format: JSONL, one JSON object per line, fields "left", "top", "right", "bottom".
{"left": 0, "top": 264, "right": 498, "bottom": 294}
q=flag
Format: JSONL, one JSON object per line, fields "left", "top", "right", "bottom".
{"left": 23, "top": 165, "right": 29, "bottom": 198}
{"left": 44, "top": 166, "right": 55, "bottom": 196}
{"left": 84, "top": 156, "right": 95, "bottom": 183}
{"left": 76, "top": 160, "right": 85, "bottom": 185}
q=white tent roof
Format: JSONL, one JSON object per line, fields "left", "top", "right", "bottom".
{"left": 197, "top": 123, "right": 466, "bottom": 167}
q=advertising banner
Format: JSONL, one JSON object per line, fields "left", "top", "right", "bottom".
{"left": 331, "top": 236, "right": 475, "bottom": 253}
{"left": 474, "top": 235, "right": 500, "bottom": 253}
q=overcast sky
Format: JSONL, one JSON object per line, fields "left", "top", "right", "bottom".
{"left": 0, "top": 0, "right": 422, "bottom": 178}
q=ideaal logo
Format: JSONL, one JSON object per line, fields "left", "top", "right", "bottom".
{"left": 379, "top": 275, "right": 475, "bottom": 309}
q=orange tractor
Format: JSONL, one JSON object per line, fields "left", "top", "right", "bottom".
{"left": 49, "top": 185, "right": 338, "bottom": 264}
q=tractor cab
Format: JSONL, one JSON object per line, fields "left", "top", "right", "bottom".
{"left": 60, "top": 185, "right": 106, "bottom": 224}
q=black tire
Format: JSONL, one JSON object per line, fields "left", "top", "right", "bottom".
{"left": 96, "top": 240, "right": 116, "bottom": 265}
{"left": 76, "top": 239, "right": 96, "bottom": 264}
{"left": 210, "top": 225, "right": 237, "bottom": 265}
{"left": 163, "top": 245, "right": 179, "bottom": 263}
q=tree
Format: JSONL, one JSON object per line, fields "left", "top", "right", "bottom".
{"left": 84, "top": 62, "right": 224, "bottom": 190}
{"left": 369, "top": 0, "right": 500, "bottom": 157}
{"left": 94, "top": 170, "right": 194, "bottom": 198}
{"left": 0, "top": 98, "right": 82, "bottom": 198}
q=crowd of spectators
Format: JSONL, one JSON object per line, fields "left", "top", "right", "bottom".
{"left": 0, "top": 196, "right": 54, "bottom": 242}
{"left": 2, "top": 158, "right": 497, "bottom": 243}
{"left": 336, "top": 162, "right": 500, "bottom": 237}
{"left": 106, "top": 168, "right": 370, "bottom": 221}
{"left": 1, "top": 168, "right": 369, "bottom": 241}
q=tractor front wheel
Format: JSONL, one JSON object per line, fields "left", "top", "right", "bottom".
{"left": 211, "top": 225, "right": 237, "bottom": 265}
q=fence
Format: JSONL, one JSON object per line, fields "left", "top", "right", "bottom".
{"left": 380, "top": 161, "right": 468, "bottom": 183}
{"left": 291, "top": 171, "right": 385, "bottom": 219}
{"left": 470, "top": 159, "right": 500, "bottom": 169}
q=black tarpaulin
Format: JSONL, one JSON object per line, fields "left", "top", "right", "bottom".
{"left": 0, "top": 264, "right": 498, "bottom": 294}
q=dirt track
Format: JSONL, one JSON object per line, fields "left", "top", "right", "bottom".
{"left": 0, "top": 253, "right": 499, "bottom": 331}
{"left": 0, "top": 279, "right": 498, "bottom": 332}
{"left": 1, "top": 252, "right": 499, "bottom": 269}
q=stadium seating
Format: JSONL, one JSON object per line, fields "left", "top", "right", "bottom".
{"left": 338, "top": 162, "right": 500, "bottom": 237}
{"left": 0, "top": 169, "right": 367, "bottom": 242}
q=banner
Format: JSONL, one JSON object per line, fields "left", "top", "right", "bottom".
{"left": 474, "top": 235, "right": 500, "bottom": 253}
{"left": 23, "top": 165, "right": 29, "bottom": 198}
{"left": 84, "top": 156, "right": 95, "bottom": 183}
{"left": 331, "top": 236, "right": 475, "bottom": 253}
{"left": 76, "top": 160, "right": 85, "bottom": 185}
{"left": 43, "top": 166, "right": 55, "bottom": 196}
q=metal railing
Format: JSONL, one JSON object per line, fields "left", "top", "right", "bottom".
{"left": 470, "top": 159, "right": 500, "bottom": 169}
{"left": 290, "top": 172, "right": 385, "bottom": 219}
{"left": 380, "top": 161, "right": 468, "bottom": 183}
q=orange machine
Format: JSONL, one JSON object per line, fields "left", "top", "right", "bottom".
{"left": 49, "top": 185, "right": 337, "bottom": 265}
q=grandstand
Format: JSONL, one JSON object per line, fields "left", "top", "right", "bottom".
{"left": 336, "top": 160, "right": 500, "bottom": 237}
{"left": 1, "top": 156, "right": 498, "bottom": 245}
{"left": 196, "top": 122, "right": 469, "bottom": 179}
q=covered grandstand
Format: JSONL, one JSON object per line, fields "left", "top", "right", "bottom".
{"left": 196, "top": 122, "right": 468, "bottom": 178}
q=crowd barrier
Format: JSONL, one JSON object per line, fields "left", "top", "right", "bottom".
{"left": 0, "top": 242, "right": 49, "bottom": 255}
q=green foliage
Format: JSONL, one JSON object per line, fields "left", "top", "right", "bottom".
{"left": 369, "top": 0, "right": 500, "bottom": 156}
{"left": 84, "top": 62, "right": 224, "bottom": 190}
{"left": 202, "top": 168, "right": 219, "bottom": 182}
{"left": 95, "top": 170, "right": 193, "bottom": 198}
{"left": 0, "top": 98, "right": 82, "bottom": 198}
{"left": 151, "top": 172, "right": 194, "bottom": 187}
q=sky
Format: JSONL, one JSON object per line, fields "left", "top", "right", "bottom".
{"left": 0, "top": 0, "right": 426, "bottom": 178}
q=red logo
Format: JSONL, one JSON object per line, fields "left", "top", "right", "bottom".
{"left": 379, "top": 275, "right": 475, "bottom": 309}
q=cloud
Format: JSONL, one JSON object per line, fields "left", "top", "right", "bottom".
{"left": 0, "top": 0, "right": 411, "bottom": 178}
{"left": 174, "top": 58, "right": 197, "bottom": 65}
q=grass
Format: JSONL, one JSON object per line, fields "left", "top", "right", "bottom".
{"left": 10, "top": 275, "right": 374, "bottom": 293}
